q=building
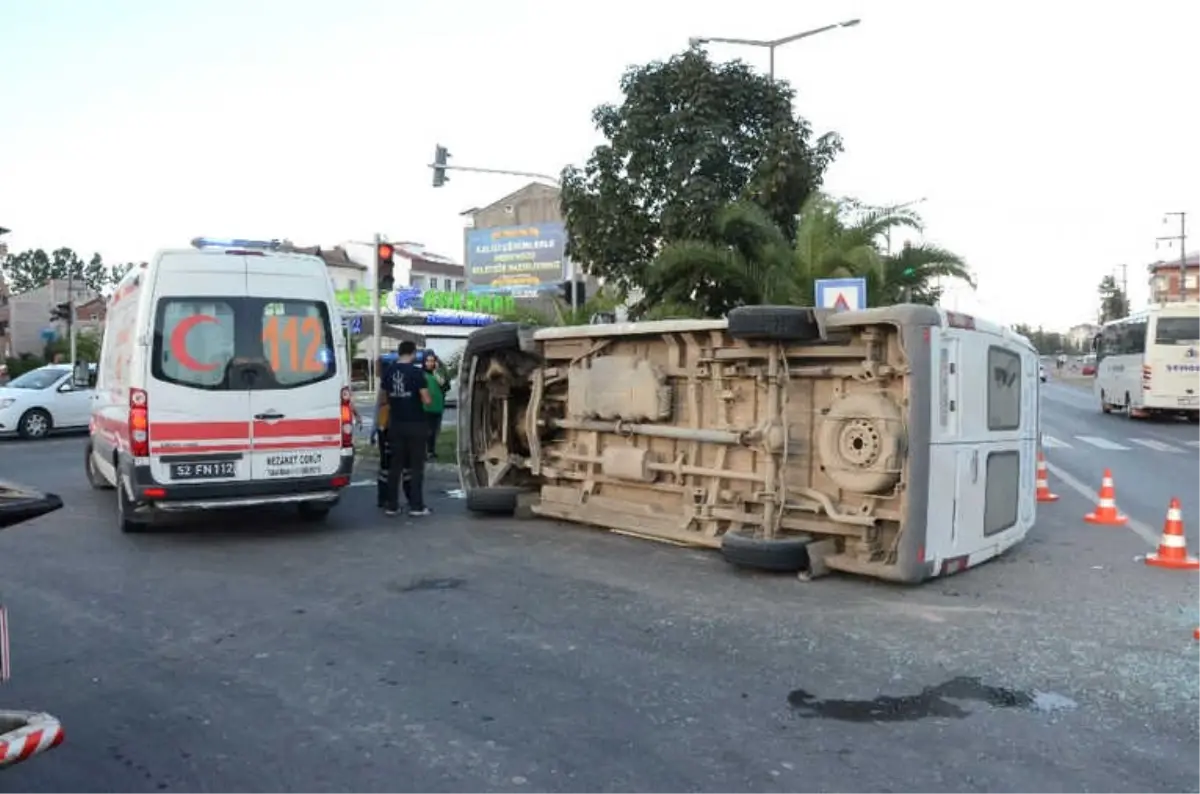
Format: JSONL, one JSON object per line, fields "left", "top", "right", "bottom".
{"left": 2, "top": 279, "right": 95, "bottom": 357}
{"left": 392, "top": 242, "right": 466, "bottom": 293}
{"left": 1066, "top": 322, "right": 1098, "bottom": 351}
{"left": 293, "top": 242, "right": 466, "bottom": 294}
{"left": 1147, "top": 251, "right": 1199, "bottom": 304}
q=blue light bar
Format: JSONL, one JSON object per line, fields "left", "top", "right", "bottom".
{"left": 190, "top": 237, "right": 283, "bottom": 250}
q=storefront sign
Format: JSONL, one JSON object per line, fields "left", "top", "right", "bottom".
{"left": 465, "top": 223, "right": 567, "bottom": 293}
{"left": 334, "top": 288, "right": 514, "bottom": 315}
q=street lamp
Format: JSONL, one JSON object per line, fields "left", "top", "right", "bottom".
{"left": 689, "top": 19, "right": 861, "bottom": 81}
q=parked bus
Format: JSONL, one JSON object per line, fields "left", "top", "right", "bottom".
{"left": 1092, "top": 302, "right": 1200, "bottom": 422}
{"left": 456, "top": 305, "right": 1039, "bottom": 584}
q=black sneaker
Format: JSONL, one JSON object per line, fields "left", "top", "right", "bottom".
{"left": 408, "top": 507, "right": 432, "bottom": 517}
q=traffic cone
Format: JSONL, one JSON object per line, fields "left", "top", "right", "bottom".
{"left": 1145, "top": 498, "right": 1199, "bottom": 570}
{"left": 1194, "top": 627, "right": 1199, "bottom": 641}
{"left": 1035, "top": 452, "right": 1059, "bottom": 502}
{"left": 1084, "top": 469, "right": 1127, "bottom": 526}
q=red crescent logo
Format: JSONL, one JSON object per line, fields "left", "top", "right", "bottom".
{"left": 169, "top": 315, "right": 220, "bottom": 372}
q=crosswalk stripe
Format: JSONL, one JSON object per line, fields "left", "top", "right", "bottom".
{"left": 1041, "top": 435, "right": 1071, "bottom": 449}
{"left": 1075, "top": 435, "right": 1132, "bottom": 451}
{"left": 1128, "top": 438, "right": 1186, "bottom": 454}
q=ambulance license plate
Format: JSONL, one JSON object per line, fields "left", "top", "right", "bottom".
{"left": 170, "top": 460, "right": 237, "bottom": 480}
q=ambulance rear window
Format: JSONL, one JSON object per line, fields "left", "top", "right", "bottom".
{"left": 152, "top": 297, "right": 336, "bottom": 390}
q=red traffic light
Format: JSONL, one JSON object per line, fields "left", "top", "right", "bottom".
{"left": 377, "top": 243, "right": 394, "bottom": 260}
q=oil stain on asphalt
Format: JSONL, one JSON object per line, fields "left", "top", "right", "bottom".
{"left": 787, "top": 676, "right": 1078, "bottom": 722}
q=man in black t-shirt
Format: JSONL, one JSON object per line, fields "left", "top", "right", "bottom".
{"left": 378, "top": 341, "right": 432, "bottom": 516}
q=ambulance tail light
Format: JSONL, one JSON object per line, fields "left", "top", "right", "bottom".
{"left": 340, "top": 387, "right": 353, "bottom": 448}
{"left": 130, "top": 388, "right": 150, "bottom": 458}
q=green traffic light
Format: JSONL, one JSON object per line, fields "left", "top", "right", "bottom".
{"left": 902, "top": 267, "right": 915, "bottom": 277}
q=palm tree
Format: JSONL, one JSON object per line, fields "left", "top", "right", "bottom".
{"left": 872, "top": 241, "right": 976, "bottom": 307}
{"left": 638, "top": 201, "right": 796, "bottom": 318}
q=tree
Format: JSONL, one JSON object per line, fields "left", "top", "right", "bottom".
{"left": 1097, "top": 275, "right": 1128, "bottom": 323}
{"left": 560, "top": 48, "right": 842, "bottom": 297}
{"left": 873, "top": 241, "right": 974, "bottom": 307}
{"left": 0, "top": 247, "right": 122, "bottom": 294}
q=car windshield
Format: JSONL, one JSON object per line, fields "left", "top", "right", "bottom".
{"left": 6, "top": 368, "right": 64, "bottom": 390}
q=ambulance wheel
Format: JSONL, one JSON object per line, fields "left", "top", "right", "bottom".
{"left": 117, "top": 477, "right": 150, "bottom": 534}
{"left": 85, "top": 443, "right": 113, "bottom": 490}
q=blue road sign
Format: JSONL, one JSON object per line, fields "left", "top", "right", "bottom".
{"left": 40, "top": 327, "right": 57, "bottom": 342}
{"left": 814, "top": 278, "right": 867, "bottom": 313}
{"left": 349, "top": 315, "right": 363, "bottom": 335}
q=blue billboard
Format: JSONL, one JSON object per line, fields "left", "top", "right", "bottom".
{"left": 465, "top": 222, "right": 567, "bottom": 293}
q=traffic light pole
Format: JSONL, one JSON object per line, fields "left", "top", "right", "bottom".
{"left": 370, "top": 231, "right": 382, "bottom": 394}
{"left": 66, "top": 266, "right": 76, "bottom": 366}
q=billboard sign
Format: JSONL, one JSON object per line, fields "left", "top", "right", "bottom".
{"left": 465, "top": 223, "right": 567, "bottom": 293}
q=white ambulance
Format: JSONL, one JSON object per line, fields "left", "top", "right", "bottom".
{"left": 85, "top": 238, "right": 356, "bottom": 532}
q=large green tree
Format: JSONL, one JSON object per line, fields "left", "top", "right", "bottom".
{"left": 560, "top": 48, "right": 842, "bottom": 298}
{"left": 1, "top": 247, "right": 135, "bottom": 294}
{"left": 1097, "top": 275, "right": 1128, "bottom": 323}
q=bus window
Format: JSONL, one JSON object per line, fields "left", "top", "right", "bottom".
{"left": 1154, "top": 316, "right": 1200, "bottom": 345}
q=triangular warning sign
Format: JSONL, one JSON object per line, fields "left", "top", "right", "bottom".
{"left": 833, "top": 293, "right": 850, "bottom": 311}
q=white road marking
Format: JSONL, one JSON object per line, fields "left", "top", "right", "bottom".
{"left": 1075, "top": 436, "right": 1131, "bottom": 451}
{"left": 350, "top": 479, "right": 374, "bottom": 488}
{"left": 1185, "top": 440, "right": 1200, "bottom": 449}
{"left": 1128, "top": 438, "right": 1186, "bottom": 454}
{"left": 1042, "top": 461, "right": 1160, "bottom": 547}
{"left": 1040, "top": 435, "right": 1072, "bottom": 449}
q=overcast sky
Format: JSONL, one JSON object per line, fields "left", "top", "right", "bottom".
{"left": 2, "top": 0, "right": 1196, "bottom": 329}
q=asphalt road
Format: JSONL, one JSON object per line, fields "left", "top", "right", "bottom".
{"left": 0, "top": 431, "right": 1196, "bottom": 792}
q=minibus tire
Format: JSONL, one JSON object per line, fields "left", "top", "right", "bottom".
{"left": 727, "top": 306, "right": 821, "bottom": 342}
{"left": 464, "top": 323, "right": 525, "bottom": 357}
{"left": 465, "top": 486, "right": 524, "bottom": 515}
{"left": 720, "top": 528, "right": 813, "bottom": 572}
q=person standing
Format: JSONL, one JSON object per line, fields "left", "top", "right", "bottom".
{"left": 422, "top": 351, "right": 448, "bottom": 461}
{"left": 378, "top": 341, "right": 431, "bottom": 517}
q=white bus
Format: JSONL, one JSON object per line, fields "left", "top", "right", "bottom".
{"left": 1093, "top": 302, "right": 1200, "bottom": 422}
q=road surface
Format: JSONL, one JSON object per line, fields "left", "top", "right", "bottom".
{"left": 0, "top": 429, "right": 1195, "bottom": 792}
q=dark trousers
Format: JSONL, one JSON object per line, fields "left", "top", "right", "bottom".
{"left": 426, "top": 411, "right": 443, "bottom": 458}
{"left": 385, "top": 422, "right": 429, "bottom": 511}
{"left": 375, "top": 428, "right": 412, "bottom": 507}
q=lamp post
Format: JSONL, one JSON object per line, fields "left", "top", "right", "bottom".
{"left": 689, "top": 19, "right": 861, "bottom": 82}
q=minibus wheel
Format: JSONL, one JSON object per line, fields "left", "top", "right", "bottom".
{"left": 720, "top": 528, "right": 813, "bottom": 572}
{"left": 727, "top": 306, "right": 821, "bottom": 342}
{"left": 465, "top": 486, "right": 526, "bottom": 515}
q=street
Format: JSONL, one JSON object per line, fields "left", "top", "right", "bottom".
{"left": 0, "top": 418, "right": 1197, "bottom": 792}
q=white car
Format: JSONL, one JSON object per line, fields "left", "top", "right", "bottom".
{"left": 0, "top": 365, "right": 94, "bottom": 440}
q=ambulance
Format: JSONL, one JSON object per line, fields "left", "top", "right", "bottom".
{"left": 85, "top": 238, "right": 356, "bottom": 532}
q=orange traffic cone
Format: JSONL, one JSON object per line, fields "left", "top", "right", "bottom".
{"left": 1084, "top": 469, "right": 1127, "bottom": 526}
{"left": 1035, "top": 452, "right": 1059, "bottom": 502}
{"left": 1145, "top": 498, "right": 1199, "bottom": 570}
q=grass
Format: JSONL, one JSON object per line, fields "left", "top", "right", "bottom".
{"left": 353, "top": 426, "right": 457, "bottom": 465}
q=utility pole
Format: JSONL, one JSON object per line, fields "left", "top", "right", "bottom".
{"left": 1157, "top": 212, "right": 1188, "bottom": 302}
{"left": 371, "top": 231, "right": 382, "bottom": 393}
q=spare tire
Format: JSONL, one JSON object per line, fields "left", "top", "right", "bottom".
{"left": 720, "top": 528, "right": 813, "bottom": 572}
{"left": 727, "top": 306, "right": 821, "bottom": 342}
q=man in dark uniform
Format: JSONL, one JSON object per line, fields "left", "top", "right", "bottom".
{"left": 378, "top": 341, "right": 432, "bottom": 517}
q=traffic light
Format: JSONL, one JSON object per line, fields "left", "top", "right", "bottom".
{"left": 376, "top": 242, "right": 395, "bottom": 293}
{"left": 902, "top": 267, "right": 915, "bottom": 277}
{"left": 431, "top": 145, "right": 450, "bottom": 188}
{"left": 50, "top": 300, "right": 71, "bottom": 322}
{"left": 558, "top": 281, "right": 586, "bottom": 306}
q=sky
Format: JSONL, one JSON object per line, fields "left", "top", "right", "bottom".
{"left": 1, "top": 0, "right": 1197, "bottom": 330}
